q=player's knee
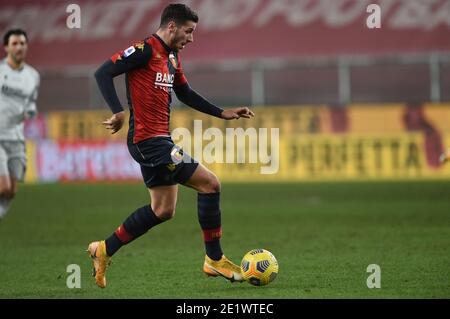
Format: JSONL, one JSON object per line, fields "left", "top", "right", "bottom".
{"left": 200, "top": 175, "right": 221, "bottom": 193}
{"left": 7, "top": 190, "right": 16, "bottom": 200}
{"left": 0, "top": 185, "right": 13, "bottom": 199}
{"left": 153, "top": 206, "right": 176, "bottom": 221}
{"left": 210, "top": 177, "right": 221, "bottom": 193}
{"left": 3, "top": 190, "right": 15, "bottom": 200}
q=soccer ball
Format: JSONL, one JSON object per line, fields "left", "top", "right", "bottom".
{"left": 240, "top": 249, "right": 278, "bottom": 286}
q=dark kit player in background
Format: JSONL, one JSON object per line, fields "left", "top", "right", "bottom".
{"left": 89, "top": 3, "right": 254, "bottom": 288}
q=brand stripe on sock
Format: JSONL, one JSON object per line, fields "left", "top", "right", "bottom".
{"left": 115, "top": 224, "right": 133, "bottom": 244}
{"left": 202, "top": 227, "right": 222, "bottom": 242}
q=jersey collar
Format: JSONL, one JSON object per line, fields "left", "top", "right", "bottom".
{"left": 152, "top": 34, "right": 172, "bottom": 53}
{"left": 3, "top": 58, "right": 24, "bottom": 72}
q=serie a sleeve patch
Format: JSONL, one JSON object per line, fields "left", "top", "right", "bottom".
{"left": 123, "top": 46, "right": 136, "bottom": 58}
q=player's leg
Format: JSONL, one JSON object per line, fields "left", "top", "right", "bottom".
{"left": 103, "top": 184, "right": 178, "bottom": 257}
{"left": 184, "top": 164, "right": 222, "bottom": 259}
{"left": 183, "top": 163, "right": 243, "bottom": 282}
{"left": 0, "top": 143, "right": 12, "bottom": 219}
{"left": 88, "top": 164, "right": 178, "bottom": 288}
{"left": 0, "top": 176, "right": 13, "bottom": 219}
{"left": 0, "top": 146, "right": 22, "bottom": 219}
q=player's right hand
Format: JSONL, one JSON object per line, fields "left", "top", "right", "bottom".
{"left": 102, "top": 111, "right": 125, "bottom": 134}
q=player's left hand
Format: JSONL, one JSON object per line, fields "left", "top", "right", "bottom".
{"left": 102, "top": 111, "right": 125, "bottom": 134}
{"left": 221, "top": 107, "right": 255, "bottom": 120}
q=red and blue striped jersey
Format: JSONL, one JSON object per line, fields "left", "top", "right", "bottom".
{"left": 109, "top": 34, "right": 188, "bottom": 143}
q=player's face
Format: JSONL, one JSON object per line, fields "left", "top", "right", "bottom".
{"left": 170, "top": 20, "right": 196, "bottom": 52}
{"left": 4, "top": 35, "right": 28, "bottom": 64}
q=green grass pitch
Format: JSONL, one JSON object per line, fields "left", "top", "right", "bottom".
{"left": 0, "top": 181, "right": 449, "bottom": 298}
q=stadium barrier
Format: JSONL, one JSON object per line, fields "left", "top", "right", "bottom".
{"left": 24, "top": 104, "right": 450, "bottom": 183}
{"left": 24, "top": 132, "right": 450, "bottom": 183}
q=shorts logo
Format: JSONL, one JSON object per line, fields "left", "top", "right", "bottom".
{"left": 166, "top": 163, "right": 176, "bottom": 172}
{"left": 170, "top": 146, "right": 184, "bottom": 164}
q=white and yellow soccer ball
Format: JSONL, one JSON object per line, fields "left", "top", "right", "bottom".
{"left": 240, "top": 249, "right": 279, "bottom": 286}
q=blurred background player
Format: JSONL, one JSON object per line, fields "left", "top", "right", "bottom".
{"left": 88, "top": 3, "right": 254, "bottom": 288}
{"left": 0, "top": 29, "right": 40, "bottom": 220}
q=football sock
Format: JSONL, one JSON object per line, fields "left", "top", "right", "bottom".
{"left": 198, "top": 192, "right": 223, "bottom": 261}
{"left": 105, "top": 205, "right": 163, "bottom": 257}
{"left": 0, "top": 198, "right": 11, "bottom": 219}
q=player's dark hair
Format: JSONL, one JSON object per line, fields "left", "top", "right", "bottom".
{"left": 3, "top": 29, "right": 28, "bottom": 46}
{"left": 160, "top": 3, "right": 199, "bottom": 28}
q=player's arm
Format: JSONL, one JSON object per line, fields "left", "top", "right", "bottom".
{"left": 23, "top": 72, "right": 41, "bottom": 120}
{"left": 174, "top": 83, "right": 255, "bottom": 120}
{"left": 95, "top": 41, "right": 152, "bottom": 133}
{"left": 24, "top": 72, "right": 40, "bottom": 120}
{"left": 174, "top": 83, "right": 223, "bottom": 118}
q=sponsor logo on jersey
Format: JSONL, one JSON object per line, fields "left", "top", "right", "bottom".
{"left": 155, "top": 72, "right": 175, "bottom": 92}
{"left": 1, "top": 84, "right": 27, "bottom": 100}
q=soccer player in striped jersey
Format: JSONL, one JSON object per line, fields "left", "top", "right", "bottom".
{"left": 89, "top": 3, "right": 254, "bottom": 288}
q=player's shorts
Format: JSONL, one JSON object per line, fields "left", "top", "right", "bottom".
{"left": 0, "top": 141, "right": 26, "bottom": 182}
{"left": 127, "top": 136, "right": 199, "bottom": 188}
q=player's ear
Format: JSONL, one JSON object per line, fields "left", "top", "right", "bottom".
{"left": 167, "top": 21, "right": 177, "bottom": 33}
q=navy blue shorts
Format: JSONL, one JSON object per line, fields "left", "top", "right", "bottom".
{"left": 128, "top": 137, "right": 199, "bottom": 188}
